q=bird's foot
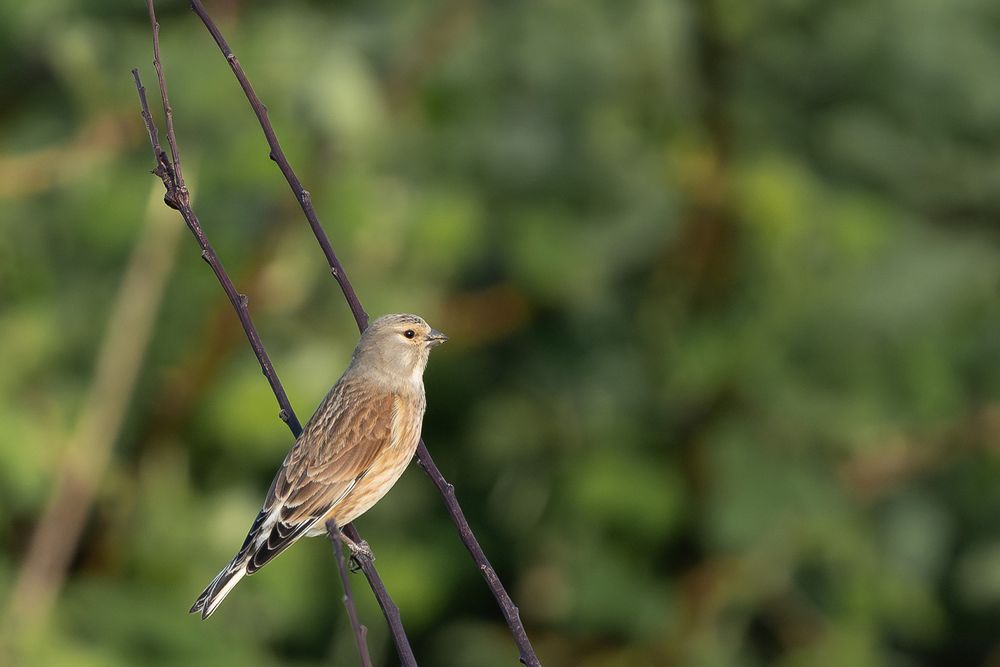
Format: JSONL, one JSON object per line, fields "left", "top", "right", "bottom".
{"left": 340, "top": 533, "right": 374, "bottom": 572}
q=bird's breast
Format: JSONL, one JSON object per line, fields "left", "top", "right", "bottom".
{"left": 328, "top": 395, "right": 425, "bottom": 525}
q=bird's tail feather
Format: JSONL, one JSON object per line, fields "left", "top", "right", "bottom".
{"left": 190, "top": 508, "right": 273, "bottom": 619}
{"left": 189, "top": 503, "right": 324, "bottom": 619}
{"left": 190, "top": 557, "right": 248, "bottom": 619}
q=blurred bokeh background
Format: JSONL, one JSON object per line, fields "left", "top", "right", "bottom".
{"left": 3, "top": 0, "right": 1000, "bottom": 664}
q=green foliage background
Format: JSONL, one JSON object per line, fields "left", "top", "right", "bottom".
{"left": 3, "top": 0, "right": 1000, "bottom": 665}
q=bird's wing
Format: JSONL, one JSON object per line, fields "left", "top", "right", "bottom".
{"left": 243, "top": 382, "right": 395, "bottom": 573}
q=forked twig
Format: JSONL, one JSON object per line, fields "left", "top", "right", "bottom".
{"left": 132, "top": 65, "right": 301, "bottom": 436}
{"left": 187, "top": 1, "right": 539, "bottom": 664}
{"left": 135, "top": 2, "right": 408, "bottom": 664}
{"left": 131, "top": 66, "right": 394, "bottom": 666}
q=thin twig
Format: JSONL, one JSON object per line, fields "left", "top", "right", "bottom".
{"left": 148, "top": 0, "right": 185, "bottom": 193}
{"left": 327, "top": 521, "right": 373, "bottom": 667}
{"left": 186, "top": 2, "right": 540, "bottom": 664}
{"left": 189, "top": 0, "right": 368, "bottom": 326}
{"left": 340, "top": 523, "right": 418, "bottom": 667}
{"left": 132, "top": 69, "right": 406, "bottom": 666}
{"left": 132, "top": 66, "right": 300, "bottom": 434}
{"left": 136, "top": 4, "right": 415, "bottom": 664}
{"left": 134, "top": 70, "right": 413, "bottom": 664}
{"left": 414, "top": 443, "right": 535, "bottom": 663}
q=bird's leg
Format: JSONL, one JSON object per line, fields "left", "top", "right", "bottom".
{"left": 325, "top": 520, "right": 374, "bottom": 573}
{"left": 338, "top": 531, "right": 375, "bottom": 572}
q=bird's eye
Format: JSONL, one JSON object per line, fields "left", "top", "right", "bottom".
{"left": 403, "top": 329, "right": 415, "bottom": 339}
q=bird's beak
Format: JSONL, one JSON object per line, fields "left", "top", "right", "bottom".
{"left": 426, "top": 328, "right": 449, "bottom": 346}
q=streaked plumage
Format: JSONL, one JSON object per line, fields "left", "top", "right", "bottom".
{"left": 190, "top": 313, "right": 447, "bottom": 619}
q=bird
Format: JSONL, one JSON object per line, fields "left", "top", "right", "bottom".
{"left": 190, "top": 313, "right": 448, "bottom": 619}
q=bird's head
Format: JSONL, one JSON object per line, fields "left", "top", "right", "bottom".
{"left": 351, "top": 313, "right": 447, "bottom": 388}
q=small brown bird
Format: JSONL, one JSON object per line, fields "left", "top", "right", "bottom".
{"left": 190, "top": 313, "right": 447, "bottom": 619}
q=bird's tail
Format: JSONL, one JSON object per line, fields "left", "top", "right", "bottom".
{"left": 190, "top": 508, "right": 271, "bottom": 619}
{"left": 189, "top": 555, "right": 249, "bottom": 619}
{"left": 190, "top": 498, "right": 322, "bottom": 619}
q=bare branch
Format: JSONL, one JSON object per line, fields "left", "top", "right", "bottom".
{"left": 186, "top": 2, "right": 540, "bottom": 664}
{"left": 415, "top": 444, "right": 536, "bottom": 664}
{"left": 147, "top": 0, "right": 186, "bottom": 194}
{"left": 133, "top": 63, "right": 400, "bottom": 664}
{"left": 135, "top": 6, "right": 415, "bottom": 664}
{"left": 339, "top": 523, "right": 418, "bottom": 666}
{"left": 134, "top": 68, "right": 414, "bottom": 661}
{"left": 131, "top": 65, "right": 300, "bottom": 435}
{"left": 327, "top": 521, "right": 373, "bottom": 667}
{"left": 189, "top": 0, "right": 369, "bottom": 328}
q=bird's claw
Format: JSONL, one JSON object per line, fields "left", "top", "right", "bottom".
{"left": 340, "top": 534, "right": 374, "bottom": 572}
